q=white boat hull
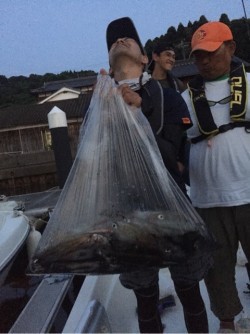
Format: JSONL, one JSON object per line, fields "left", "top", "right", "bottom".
{"left": 0, "top": 201, "right": 30, "bottom": 287}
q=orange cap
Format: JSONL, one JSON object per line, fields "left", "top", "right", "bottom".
{"left": 190, "top": 21, "right": 233, "bottom": 55}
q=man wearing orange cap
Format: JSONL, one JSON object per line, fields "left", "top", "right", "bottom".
{"left": 182, "top": 21, "right": 250, "bottom": 333}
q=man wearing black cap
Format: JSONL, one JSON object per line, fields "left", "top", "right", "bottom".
{"left": 149, "top": 42, "right": 185, "bottom": 93}
{"left": 149, "top": 42, "right": 190, "bottom": 190}
{"left": 106, "top": 17, "right": 212, "bottom": 333}
{"left": 107, "top": 18, "right": 189, "bottom": 195}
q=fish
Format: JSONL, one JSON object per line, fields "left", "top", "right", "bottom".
{"left": 29, "top": 210, "right": 215, "bottom": 275}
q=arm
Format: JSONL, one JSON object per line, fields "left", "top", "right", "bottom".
{"left": 118, "top": 84, "right": 142, "bottom": 108}
{"left": 156, "top": 88, "right": 192, "bottom": 187}
{"left": 156, "top": 123, "right": 184, "bottom": 175}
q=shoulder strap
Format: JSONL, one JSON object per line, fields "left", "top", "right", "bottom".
{"left": 167, "top": 70, "right": 185, "bottom": 93}
{"left": 188, "top": 62, "right": 249, "bottom": 143}
{"left": 188, "top": 75, "right": 219, "bottom": 136}
{"left": 230, "top": 62, "right": 247, "bottom": 120}
{"left": 166, "top": 70, "right": 179, "bottom": 91}
{"left": 141, "top": 79, "right": 164, "bottom": 135}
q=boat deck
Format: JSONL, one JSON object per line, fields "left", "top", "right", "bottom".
{"left": 6, "top": 189, "right": 250, "bottom": 333}
{"left": 9, "top": 257, "right": 250, "bottom": 333}
{"left": 62, "top": 263, "right": 250, "bottom": 333}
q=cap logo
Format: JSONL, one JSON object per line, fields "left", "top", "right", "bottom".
{"left": 196, "top": 29, "right": 207, "bottom": 41}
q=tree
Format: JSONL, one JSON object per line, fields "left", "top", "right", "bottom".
{"left": 165, "top": 26, "right": 178, "bottom": 44}
{"left": 0, "top": 69, "right": 97, "bottom": 108}
{"left": 199, "top": 15, "right": 208, "bottom": 26}
{"left": 220, "top": 13, "right": 231, "bottom": 26}
{"left": 2, "top": 15, "right": 250, "bottom": 108}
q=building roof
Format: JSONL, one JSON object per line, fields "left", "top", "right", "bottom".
{"left": 172, "top": 56, "right": 250, "bottom": 78}
{"left": 172, "top": 59, "right": 199, "bottom": 78}
{"left": 4, "top": 56, "right": 250, "bottom": 131}
{"left": 31, "top": 56, "right": 250, "bottom": 95}
{"left": 39, "top": 87, "right": 81, "bottom": 104}
{"left": 31, "top": 75, "right": 97, "bottom": 94}
{"left": 0, "top": 93, "right": 92, "bottom": 130}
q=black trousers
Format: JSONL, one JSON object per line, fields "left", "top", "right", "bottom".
{"left": 134, "top": 282, "right": 208, "bottom": 333}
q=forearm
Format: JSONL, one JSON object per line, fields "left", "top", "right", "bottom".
{"left": 156, "top": 124, "right": 183, "bottom": 174}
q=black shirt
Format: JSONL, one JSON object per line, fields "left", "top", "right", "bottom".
{"left": 139, "top": 79, "right": 191, "bottom": 193}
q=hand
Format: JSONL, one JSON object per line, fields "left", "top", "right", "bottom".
{"left": 118, "top": 83, "right": 142, "bottom": 108}
{"left": 177, "top": 161, "right": 185, "bottom": 174}
{"left": 100, "top": 68, "right": 108, "bottom": 75}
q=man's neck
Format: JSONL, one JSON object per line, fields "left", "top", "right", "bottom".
{"left": 152, "top": 66, "right": 168, "bottom": 80}
{"left": 113, "top": 59, "right": 143, "bottom": 82}
{"left": 206, "top": 73, "right": 230, "bottom": 82}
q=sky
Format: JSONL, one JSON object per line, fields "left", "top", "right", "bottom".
{"left": 1, "top": 0, "right": 250, "bottom": 78}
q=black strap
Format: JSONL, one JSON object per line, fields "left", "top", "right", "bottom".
{"left": 188, "top": 75, "right": 218, "bottom": 134}
{"left": 191, "top": 122, "right": 250, "bottom": 143}
{"left": 166, "top": 70, "right": 182, "bottom": 92}
{"left": 189, "top": 61, "right": 248, "bottom": 144}
{"left": 230, "top": 63, "right": 247, "bottom": 120}
{"left": 140, "top": 79, "right": 164, "bottom": 135}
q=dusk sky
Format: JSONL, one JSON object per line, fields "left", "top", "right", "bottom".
{"left": 1, "top": 0, "right": 249, "bottom": 78}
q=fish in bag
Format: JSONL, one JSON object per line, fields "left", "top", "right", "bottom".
{"left": 30, "top": 74, "right": 216, "bottom": 275}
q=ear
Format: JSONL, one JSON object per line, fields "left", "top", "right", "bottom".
{"left": 141, "top": 54, "right": 149, "bottom": 66}
{"left": 228, "top": 40, "right": 236, "bottom": 56}
{"left": 152, "top": 53, "right": 159, "bottom": 62}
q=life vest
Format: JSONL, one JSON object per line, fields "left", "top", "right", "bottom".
{"left": 188, "top": 61, "right": 250, "bottom": 144}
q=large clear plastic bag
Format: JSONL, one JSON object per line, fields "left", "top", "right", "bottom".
{"left": 30, "top": 75, "right": 215, "bottom": 275}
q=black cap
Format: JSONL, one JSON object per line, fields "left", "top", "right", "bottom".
{"left": 148, "top": 42, "right": 174, "bottom": 72}
{"left": 152, "top": 42, "right": 174, "bottom": 55}
{"left": 106, "top": 17, "right": 145, "bottom": 55}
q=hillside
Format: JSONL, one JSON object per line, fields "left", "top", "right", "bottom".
{"left": 1, "top": 14, "right": 250, "bottom": 108}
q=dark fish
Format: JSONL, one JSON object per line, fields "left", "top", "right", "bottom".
{"left": 30, "top": 210, "right": 214, "bottom": 275}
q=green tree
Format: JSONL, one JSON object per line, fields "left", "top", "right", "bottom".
{"left": 220, "top": 13, "right": 231, "bottom": 26}
{"left": 1, "top": 15, "right": 250, "bottom": 108}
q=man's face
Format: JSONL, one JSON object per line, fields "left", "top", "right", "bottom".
{"left": 153, "top": 49, "right": 175, "bottom": 71}
{"left": 109, "top": 37, "right": 144, "bottom": 67}
{"left": 193, "top": 41, "right": 236, "bottom": 80}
